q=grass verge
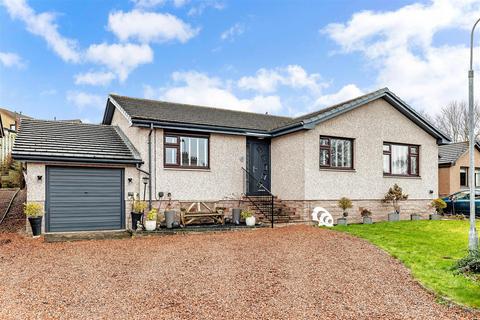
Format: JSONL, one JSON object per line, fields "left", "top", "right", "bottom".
{"left": 334, "top": 220, "right": 480, "bottom": 308}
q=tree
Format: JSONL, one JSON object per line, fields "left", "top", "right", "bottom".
{"left": 433, "top": 100, "right": 480, "bottom": 142}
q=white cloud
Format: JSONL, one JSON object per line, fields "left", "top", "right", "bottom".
{"left": 238, "top": 65, "right": 326, "bottom": 94}
{"left": 74, "top": 71, "right": 116, "bottom": 86}
{"left": 2, "top": 0, "right": 80, "bottom": 63}
{"left": 67, "top": 91, "right": 104, "bottom": 110}
{"left": 188, "top": 0, "right": 224, "bottom": 16}
{"left": 221, "top": 23, "right": 244, "bottom": 41}
{"left": 314, "top": 84, "right": 363, "bottom": 107}
{"left": 85, "top": 43, "right": 153, "bottom": 81}
{"left": 145, "top": 71, "right": 282, "bottom": 114}
{"left": 322, "top": 0, "right": 480, "bottom": 114}
{"left": 108, "top": 10, "right": 199, "bottom": 43}
{"left": 130, "top": 0, "right": 188, "bottom": 8}
{"left": 0, "top": 52, "right": 25, "bottom": 68}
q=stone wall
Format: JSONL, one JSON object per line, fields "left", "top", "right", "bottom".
{"left": 282, "top": 198, "right": 434, "bottom": 223}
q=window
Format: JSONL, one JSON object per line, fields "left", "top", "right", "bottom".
{"left": 9, "top": 124, "right": 15, "bottom": 131}
{"left": 383, "top": 143, "right": 419, "bottom": 176}
{"left": 319, "top": 136, "right": 354, "bottom": 169}
{"left": 459, "top": 167, "right": 480, "bottom": 187}
{"left": 164, "top": 132, "right": 209, "bottom": 168}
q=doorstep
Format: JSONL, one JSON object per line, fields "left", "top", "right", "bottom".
{"left": 44, "top": 230, "right": 131, "bottom": 243}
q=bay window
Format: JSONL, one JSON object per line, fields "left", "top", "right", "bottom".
{"left": 383, "top": 143, "right": 419, "bottom": 176}
{"left": 319, "top": 136, "right": 354, "bottom": 169}
{"left": 164, "top": 132, "right": 209, "bottom": 169}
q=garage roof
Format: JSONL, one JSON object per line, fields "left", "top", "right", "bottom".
{"left": 12, "top": 119, "right": 142, "bottom": 164}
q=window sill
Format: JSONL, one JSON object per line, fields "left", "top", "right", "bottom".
{"left": 319, "top": 168, "right": 356, "bottom": 173}
{"left": 164, "top": 167, "right": 211, "bottom": 172}
{"left": 383, "top": 174, "right": 421, "bottom": 179}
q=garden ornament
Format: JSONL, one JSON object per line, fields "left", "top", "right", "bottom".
{"left": 312, "top": 207, "right": 334, "bottom": 227}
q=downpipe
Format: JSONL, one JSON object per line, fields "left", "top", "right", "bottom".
{"left": 148, "top": 123, "right": 153, "bottom": 211}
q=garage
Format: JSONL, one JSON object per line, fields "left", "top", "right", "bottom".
{"left": 46, "top": 167, "right": 124, "bottom": 232}
{"left": 12, "top": 119, "right": 142, "bottom": 234}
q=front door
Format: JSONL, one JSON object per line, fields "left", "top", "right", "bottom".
{"left": 246, "top": 138, "right": 271, "bottom": 195}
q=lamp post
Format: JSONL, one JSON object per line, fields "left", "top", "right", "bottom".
{"left": 468, "top": 18, "right": 480, "bottom": 252}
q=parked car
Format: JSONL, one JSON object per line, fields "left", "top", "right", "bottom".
{"left": 442, "top": 190, "right": 480, "bottom": 217}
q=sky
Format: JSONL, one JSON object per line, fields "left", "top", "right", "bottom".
{"left": 1, "top": 0, "right": 480, "bottom": 124}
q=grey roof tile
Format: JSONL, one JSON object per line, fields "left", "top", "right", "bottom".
{"left": 12, "top": 119, "right": 142, "bottom": 164}
{"left": 438, "top": 142, "right": 479, "bottom": 165}
{"left": 109, "top": 94, "right": 293, "bottom": 131}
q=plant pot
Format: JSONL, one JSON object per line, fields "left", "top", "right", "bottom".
{"left": 28, "top": 216, "right": 42, "bottom": 237}
{"left": 165, "top": 210, "right": 176, "bottom": 229}
{"left": 232, "top": 208, "right": 241, "bottom": 225}
{"left": 362, "top": 216, "right": 373, "bottom": 224}
{"left": 131, "top": 212, "right": 143, "bottom": 230}
{"left": 337, "top": 217, "right": 347, "bottom": 226}
{"left": 245, "top": 216, "right": 256, "bottom": 226}
{"left": 388, "top": 212, "right": 400, "bottom": 222}
{"left": 430, "top": 213, "right": 441, "bottom": 220}
{"left": 410, "top": 214, "right": 421, "bottom": 221}
{"left": 144, "top": 220, "right": 156, "bottom": 231}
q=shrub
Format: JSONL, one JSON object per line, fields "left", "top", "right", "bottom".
{"left": 241, "top": 210, "right": 254, "bottom": 219}
{"left": 383, "top": 184, "right": 408, "bottom": 213}
{"left": 360, "top": 208, "right": 372, "bottom": 217}
{"left": 146, "top": 208, "right": 157, "bottom": 221}
{"left": 454, "top": 251, "right": 480, "bottom": 275}
{"left": 133, "top": 200, "right": 147, "bottom": 213}
{"left": 24, "top": 203, "right": 43, "bottom": 217}
{"left": 338, "top": 197, "right": 352, "bottom": 217}
{"left": 431, "top": 198, "right": 447, "bottom": 214}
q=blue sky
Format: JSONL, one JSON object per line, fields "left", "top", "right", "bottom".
{"left": 1, "top": 0, "right": 479, "bottom": 123}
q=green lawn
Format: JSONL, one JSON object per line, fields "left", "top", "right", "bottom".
{"left": 334, "top": 220, "right": 480, "bottom": 308}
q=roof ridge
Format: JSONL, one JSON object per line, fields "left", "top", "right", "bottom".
{"left": 109, "top": 94, "right": 293, "bottom": 120}
{"left": 21, "top": 118, "right": 111, "bottom": 128}
{"left": 290, "top": 87, "right": 389, "bottom": 122}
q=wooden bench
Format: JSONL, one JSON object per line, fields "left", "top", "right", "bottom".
{"left": 180, "top": 202, "right": 225, "bottom": 226}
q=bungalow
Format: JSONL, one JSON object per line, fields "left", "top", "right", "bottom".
{"left": 12, "top": 88, "right": 450, "bottom": 233}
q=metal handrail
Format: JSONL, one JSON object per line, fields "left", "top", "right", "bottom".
{"left": 241, "top": 167, "right": 274, "bottom": 228}
{"left": 241, "top": 167, "right": 273, "bottom": 196}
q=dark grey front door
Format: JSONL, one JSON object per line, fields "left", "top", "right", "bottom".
{"left": 247, "top": 138, "right": 271, "bottom": 195}
{"left": 46, "top": 166, "right": 124, "bottom": 232}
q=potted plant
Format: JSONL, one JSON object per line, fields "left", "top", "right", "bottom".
{"left": 337, "top": 197, "right": 352, "bottom": 226}
{"left": 360, "top": 208, "right": 373, "bottom": 224}
{"left": 430, "top": 198, "right": 446, "bottom": 220}
{"left": 241, "top": 210, "right": 255, "bottom": 226}
{"left": 131, "top": 199, "right": 147, "bottom": 230}
{"left": 383, "top": 184, "right": 408, "bottom": 222}
{"left": 25, "top": 202, "right": 43, "bottom": 237}
{"left": 145, "top": 208, "right": 157, "bottom": 231}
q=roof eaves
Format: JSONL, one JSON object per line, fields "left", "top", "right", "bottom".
{"left": 131, "top": 118, "right": 271, "bottom": 137}
{"left": 104, "top": 95, "right": 133, "bottom": 126}
{"left": 113, "top": 126, "right": 143, "bottom": 161}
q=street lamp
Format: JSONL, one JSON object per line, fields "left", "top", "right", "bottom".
{"left": 468, "top": 18, "right": 480, "bottom": 252}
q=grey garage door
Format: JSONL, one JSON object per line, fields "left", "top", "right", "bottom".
{"left": 46, "top": 167, "right": 124, "bottom": 232}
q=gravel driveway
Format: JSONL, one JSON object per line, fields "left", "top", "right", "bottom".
{"left": 0, "top": 225, "right": 477, "bottom": 320}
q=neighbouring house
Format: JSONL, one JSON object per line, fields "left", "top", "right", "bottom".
{"left": 12, "top": 88, "right": 450, "bottom": 234}
{"left": 438, "top": 141, "right": 480, "bottom": 197}
{"left": 0, "top": 107, "right": 31, "bottom": 164}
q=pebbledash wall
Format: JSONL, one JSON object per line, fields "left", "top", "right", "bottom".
{"left": 108, "top": 98, "right": 439, "bottom": 226}
{"left": 271, "top": 98, "right": 439, "bottom": 223}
